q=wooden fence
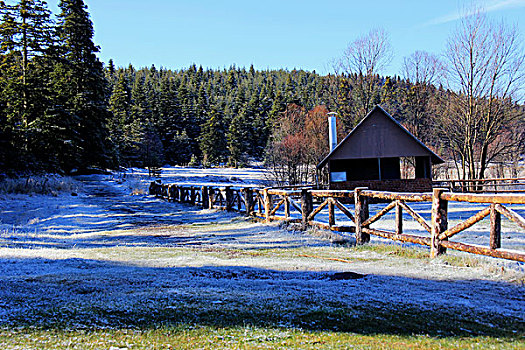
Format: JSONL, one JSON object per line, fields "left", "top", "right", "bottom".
{"left": 149, "top": 181, "right": 525, "bottom": 262}
{"left": 433, "top": 177, "right": 525, "bottom": 193}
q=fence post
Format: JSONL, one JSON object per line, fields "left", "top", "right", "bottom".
{"left": 208, "top": 188, "right": 215, "bottom": 209}
{"left": 201, "top": 186, "right": 209, "bottom": 209}
{"left": 490, "top": 204, "right": 501, "bottom": 249}
{"left": 395, "top": 202, "right": 403, "bottom": 235}
{"left": 284, "top": 196, "right": 291, "bottom": 219}
{"left": 149, "top": 181, "right": 155, "bottom": 195}
{"left": 354, "top": 187, "right": 370, "bottom": 245}
{"left": 225, "top": 186, "right": 233, "bottom": 211}
{"left": 167, "top": 184, "right": 174, "bottom": 202}
{"left": 328, "top": 198, "right": 335, "bottom": 227}
{"left": 301, "top": 189, "right": 313, "bottom": 230}
{"left": 431, "top": 188, "right": 448, "bottom": 257}
{"left": 243, "top": 188, "right": 253, "bottom": 216}
{"left": 190, "top": 187, "right": 196, "bottom": 205}
{"left": 263, "top": 188, "right": 272, "bottom": 222}
{"left": 236, "top": 189, "right": 242, "bottom": 211}
{"left": 175, "top": 186, "right": 180, "bottom": 202}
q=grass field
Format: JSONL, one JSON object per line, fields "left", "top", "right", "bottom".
{"left": 0, "top": 170, "right": 523, "bottom": 349}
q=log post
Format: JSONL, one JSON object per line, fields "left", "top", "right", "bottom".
{"left": 225, "top": 186, "right": 233, "bottom": 211}
{"left": 284, "top": 196, "right": 291, "bottom": 219}
{"left": 243, "top": 188, "right": 253, "bottom": 216}
{"left": 257, "top": 192, "right": 263, "bottom": 215}
{"left": 208, "top": 188, "right": 215, "bottom": 209}
{"left": 354, "top": 187, "right": 370, "bottom": 245}
{"left": 190, "top": 187, "right": 196, "bottom": 205}
{"left": 236, "top": 190, "right": 242, "bottom": 211}
{"left": 328, "top": 198, "right": 335, "bottom": 227}
{"left": 167, "top": 185, "right": 174, "bottom": 202}
{"left": 263, "top": 188, "right": 272, "bottom": 222}
{"left": 301, "top": 189, "right": 313, "bottom": 230}
{"left": 431, "top": 188, "right": 448, "bottom": 257}
{"left": 395, "top": 201, "right": 403, "bottom": 235}
{"left": 490, "top": 204, "right": 501, "bottom": 249}
{"left": 201, "top": 186, "right": 209, "bottom": 209}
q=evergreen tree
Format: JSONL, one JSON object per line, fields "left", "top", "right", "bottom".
{"left": 227, "top": 109, "right": 249, "bottom": 167}
{"left": 200, "top": 106, "right": 226, "bottom": 166}
{"left": 55, "top": 0, "right": 111, "bottom": 171}
{"left": 108, "top": 72, "right": 131, "bottom": 165}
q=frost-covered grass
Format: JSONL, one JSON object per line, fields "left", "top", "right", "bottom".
{"left": 0, "top": 175, "right": 79, "bottom": 195}
{"left": 0, "top": 167, "right": 524, "bottom": 349}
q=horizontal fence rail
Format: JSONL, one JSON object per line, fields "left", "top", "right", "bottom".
{"left": 149, "top": 181, "right": 525, "bottom": 263}
{"left": 433, "top": 177, "right": 525, "bottom": 193}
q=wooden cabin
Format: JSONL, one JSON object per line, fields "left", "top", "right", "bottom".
{"left": 317, "top": 105, "right": 444, "bottom": 192}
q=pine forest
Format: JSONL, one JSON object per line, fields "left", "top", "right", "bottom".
{"left": 0, "top": 0, "right": 523, "bottom": 182}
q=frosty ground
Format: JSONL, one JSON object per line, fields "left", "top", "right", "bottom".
{"left": 0, "top": 167, "right": 524, "bottom": 348}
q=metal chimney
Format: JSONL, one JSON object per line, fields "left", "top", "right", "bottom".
{"left": 328, "top": 112, "right": 338, "bottom": 152}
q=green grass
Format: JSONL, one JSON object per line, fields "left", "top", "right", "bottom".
{"left": 1, "top": 325, "right": 523, "bottom": 349}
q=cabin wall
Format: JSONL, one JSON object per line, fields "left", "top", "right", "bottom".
{"left": 329, "top": 178, "right": 433, "bottom": 192}
{"left": 329, "top": 157, "right": 401, "bottom": 182}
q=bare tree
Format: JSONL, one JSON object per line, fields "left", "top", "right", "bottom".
{"left": 441, "top": 10, "right": 525, "bottom": 180}
{"left": 400, "top": 51, "right": 444, "bottom": 144}
{"left": 336, "top": 28, "right": 393, "bottom": 128}
{"left": 402, "top": 51, "right": 442, "bottom": 86}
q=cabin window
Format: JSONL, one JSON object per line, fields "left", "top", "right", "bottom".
{"left": 330, "top": 172, "right": 347, "bottom": 182}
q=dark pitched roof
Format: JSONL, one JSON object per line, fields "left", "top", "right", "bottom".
{"left": 317, "top": 105, "right": 444, "bottom": 169}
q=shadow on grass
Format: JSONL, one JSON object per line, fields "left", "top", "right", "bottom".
{"left": 1, "top": 257, "right": 523, "bottom": 340}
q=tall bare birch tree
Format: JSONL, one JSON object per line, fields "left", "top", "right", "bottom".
{"left": 442, "top": 10, "right": 524, "bottom": 180}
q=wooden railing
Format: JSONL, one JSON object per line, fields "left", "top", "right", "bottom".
{"left": 149, "top": 181, "right": 525, "bottom": 262}
{"left": 433, "top": 177, "right": 525, "bottom": 193}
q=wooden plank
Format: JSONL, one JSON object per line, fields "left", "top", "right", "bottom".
{"left": 362, "top": 201, "right": 396, "bottom": 227}
{"left": 440, "top": 241, "right": 525, "bottom": 263}
{"left": 269, "top": 215, "right": 301, "bottom": 223}
{"left": 438, "top": 206, "right": 491, "bottom": 240}
{"left": 363, "top": 227, "right": 431, "bottom": 246}
{"left": 310, "top": 221, "right": 355, "bottom": 232}
{"left": 333, "top": 198, "right": 355, "bottom": 223}
{"left": 267, "top": 189, "right": 302, "bottom": 196}
{"left": 310, "top": 190, "right": 354, "bottom": 198}
{"left": 441, "top": 192, "right": 525, "bottom": 204}
{"left": 289, "top": 198, "right": 302, "bottom": 213}
{"left": 269, "top": 198, "right": 286, "bottom": 216}
{"left": 495, "top": 204, "right": 525, "bottom": 231}
{"left": 360, "top": 190, "right": 432, "bottom": 202}
{"left": 397, "top": 200, "right": 432, "bottom": 233}
{"left": 307, "top": 198, "right": 330, "bottom": 222}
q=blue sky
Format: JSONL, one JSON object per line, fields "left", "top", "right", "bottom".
{"left": 49, "top": 0, "right": 525, "bottom": 76}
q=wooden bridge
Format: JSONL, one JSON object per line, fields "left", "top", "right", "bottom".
{"left": 149, "top": 181, "right": 525, "bottom": 263}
